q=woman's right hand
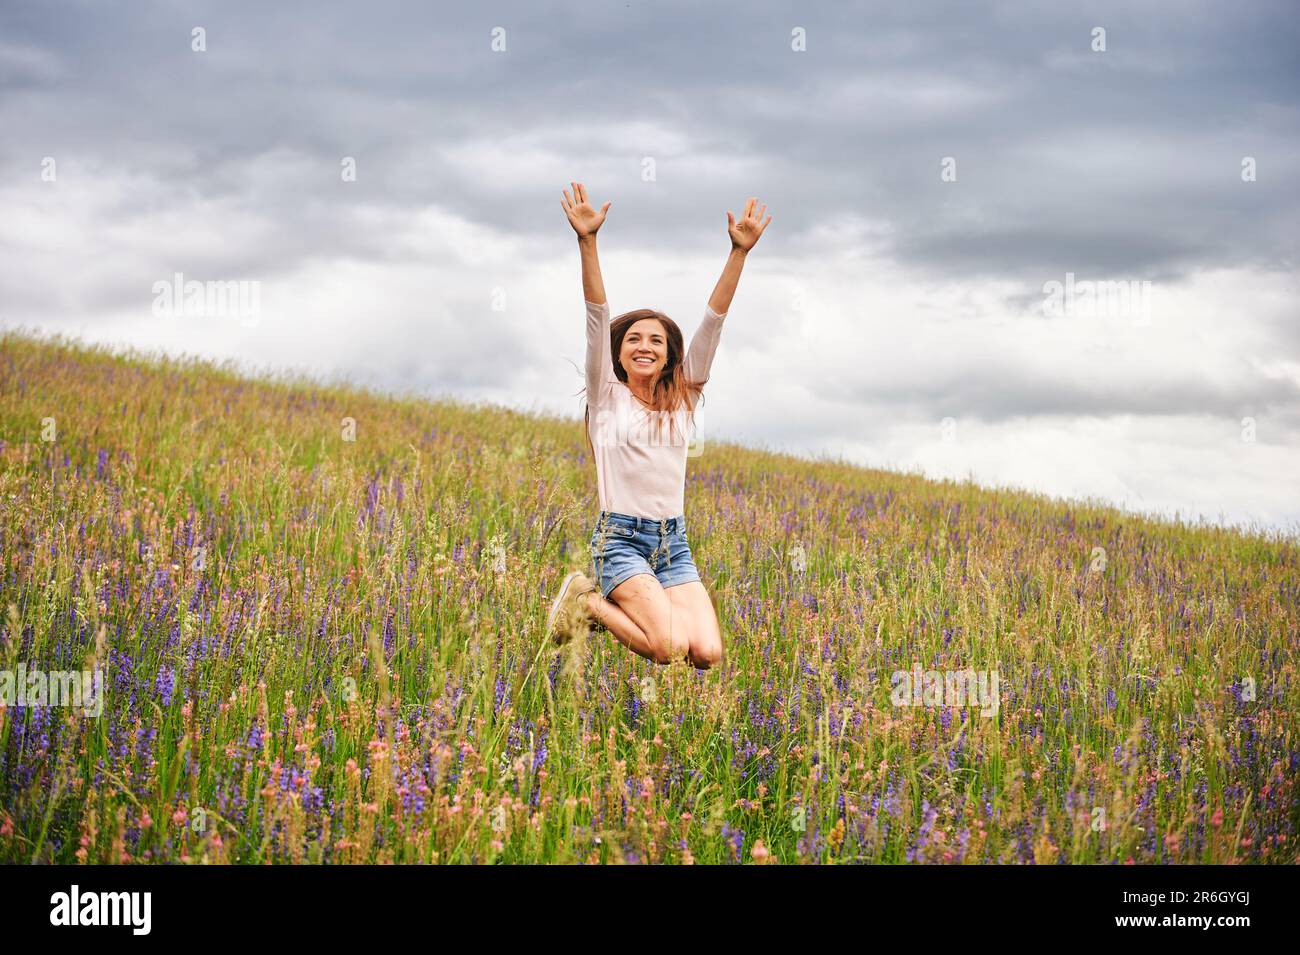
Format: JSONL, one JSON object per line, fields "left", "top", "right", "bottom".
{"left": 561, "top": 181, "right": 611, "bottom": 238}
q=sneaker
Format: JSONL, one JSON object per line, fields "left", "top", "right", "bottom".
{"left": 546, "top": 571, "right": 598, "bottom": 645}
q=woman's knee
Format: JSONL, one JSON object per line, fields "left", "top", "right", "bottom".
{"left": 647, "top": 627, "right": 690, "bottom": 665}
{"left": 689, "top": 638, "right": 723, "bottom": 670}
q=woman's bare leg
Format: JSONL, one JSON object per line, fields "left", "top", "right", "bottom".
{"left": 667, "top": 581, "right": 724, "bottom": 669}
{"left": 585, "top": 574, "right": 690, "bottom": 665}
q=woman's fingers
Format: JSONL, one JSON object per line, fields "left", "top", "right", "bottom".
{"left": 564, "top": 181, "right": 599, "bottom": 213}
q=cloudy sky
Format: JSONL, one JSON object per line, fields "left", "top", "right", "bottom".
{"left": 3, "top": 0, "right": 1297, "bottom": 536}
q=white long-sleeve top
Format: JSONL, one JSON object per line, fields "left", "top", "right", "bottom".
{"left": 584, "top": 299, "right": 728, "bottom": 519}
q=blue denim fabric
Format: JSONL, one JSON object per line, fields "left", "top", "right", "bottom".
{"left": 588, "top": 510, "right": 701, "bottom": 598}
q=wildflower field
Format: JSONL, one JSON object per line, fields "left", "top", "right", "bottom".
{"left": 1, "top": 330, "right": 1296, "bottom": 864}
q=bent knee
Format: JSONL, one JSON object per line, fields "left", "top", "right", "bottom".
{"left": 690, "top": 640, "right": 723, "bottom": 670}
{"left": 647, "top": 628, "right": 691, "bottom": 665}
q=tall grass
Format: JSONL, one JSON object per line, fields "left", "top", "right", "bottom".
{"left": 1, "top": 329, "right": 1296, "bottom": 864}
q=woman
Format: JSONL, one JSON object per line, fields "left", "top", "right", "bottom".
{"left": 546, "top": 181, "right": 772, "bottom": 669}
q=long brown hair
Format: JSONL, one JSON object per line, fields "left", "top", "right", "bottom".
{"left": 582, "top": 308, "right": 705, "bottom": 461}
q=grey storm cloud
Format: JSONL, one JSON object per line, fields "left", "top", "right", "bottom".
{"left": 3, "top": 0, "right": 1297, "bottom": 280}
{"left": 826, "top": 359, "right": 1300, "bottom": 425}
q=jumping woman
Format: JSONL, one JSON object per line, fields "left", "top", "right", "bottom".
{"left": 546, "top": 181, "right": 772, "bottom": 669}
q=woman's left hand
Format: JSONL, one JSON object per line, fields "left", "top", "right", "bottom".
{"left": 727, "top": 197, "right": 772, "bottom": 252}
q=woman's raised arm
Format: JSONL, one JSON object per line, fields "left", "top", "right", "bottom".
{"left": 562, "top": 181, "right": 611, "bottom": 305}
{"left": 563, "top": 181, "right": 614, "bottom": 405}
{"left": 707, "top": 196, "right": 772, "bottom": 316}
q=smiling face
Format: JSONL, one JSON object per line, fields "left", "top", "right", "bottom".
{"left": 618, "top": 317, "right": 669, "bottom": 384}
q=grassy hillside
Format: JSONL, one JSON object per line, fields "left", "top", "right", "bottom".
{"left": 1, "top": 329, "right": 1296, "bottom": 864}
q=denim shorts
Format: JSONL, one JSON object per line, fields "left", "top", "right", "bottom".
{"left": 588, "top": 510, "right": 701, "bottom": 598}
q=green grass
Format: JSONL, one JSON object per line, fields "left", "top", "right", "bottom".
{"left": 1, "top": 328, "right": 1296, "bottom": 864}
